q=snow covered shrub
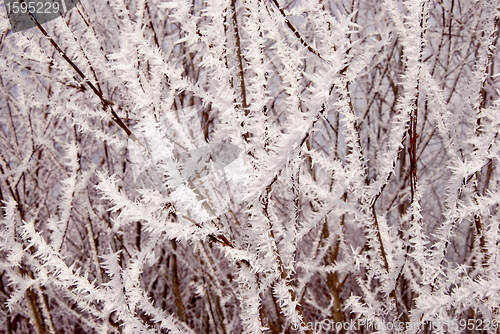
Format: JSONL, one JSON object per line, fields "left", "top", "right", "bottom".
{"left": 0, "top": 0, "right": 499, "bottom": 333}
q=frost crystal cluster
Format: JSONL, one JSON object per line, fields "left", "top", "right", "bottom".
{"left": 0, "top": 0, "right": 499, "bottom": 333}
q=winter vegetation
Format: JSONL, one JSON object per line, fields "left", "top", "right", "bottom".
{"left": 0, "top": 0, "right": 500, "bottom": 333}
